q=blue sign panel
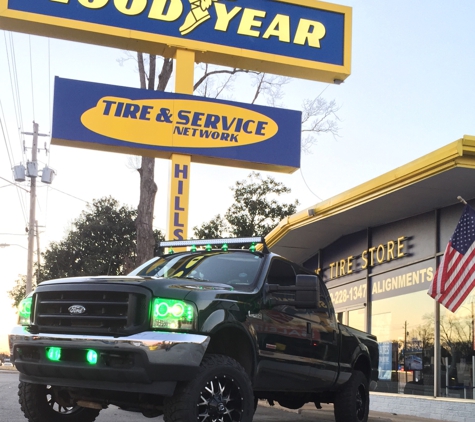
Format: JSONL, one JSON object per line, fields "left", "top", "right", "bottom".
{"left": 1, "top": 0, "right": 352, "bottom": 83}
{"left": 8, "top": 0, "right": 343, "bottom": 64}
{"left": 51, "top": 77, "right": 302, "bottom": 173}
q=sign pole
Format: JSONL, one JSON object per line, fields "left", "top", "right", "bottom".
{"left": 167, "top": 49, "right": 194, "bottom": 243}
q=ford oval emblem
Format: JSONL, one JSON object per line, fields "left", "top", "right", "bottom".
{"left": 68, "top": 305, "right": 86, "bottom": 315}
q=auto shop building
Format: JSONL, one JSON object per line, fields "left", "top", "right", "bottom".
{"left": 267, "top": 136, "right": 475, "bottom": 420}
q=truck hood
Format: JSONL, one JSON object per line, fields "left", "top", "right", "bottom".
{"left": 36, "top": 275, "right": 236, "bottom": 301}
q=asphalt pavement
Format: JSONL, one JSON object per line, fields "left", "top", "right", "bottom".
{"left": 1, "top": 368, "right": 443, "bottom": 421}
{"left": 258, "top": 400, "right": 442, "bottom": 422}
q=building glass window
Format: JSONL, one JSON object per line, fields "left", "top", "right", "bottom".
{"left": 348, "top": 308, "right": 366, "bottom": 332}
{"left": 372, "top": 289, "right": 435, "bottom": 396}
{"left": 439, "top": 294, "right": 475, "bottom": 399}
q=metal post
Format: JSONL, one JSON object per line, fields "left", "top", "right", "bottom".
{"left": 472, "top": 355, "right": 474, "bottom": 400}
{"left": 444, "top": 357, "right": 449, "bottom": 397}
{"left": 434, "top": 302, "right": 441, "bottom": 397}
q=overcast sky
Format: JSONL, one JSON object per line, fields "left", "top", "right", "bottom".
{"left": 1, "top": 0, "right": 475, "bottom": 352}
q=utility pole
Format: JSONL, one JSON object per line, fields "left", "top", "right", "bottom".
{"left": 26, "top": 122, "right": 38, "bottom": 295}
{"left": 23, "top": 122, "right": 49, "bottom": 295}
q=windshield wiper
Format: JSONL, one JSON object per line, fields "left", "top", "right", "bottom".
{"left": 184, "top": 275, "right": 211, "bottom": 282}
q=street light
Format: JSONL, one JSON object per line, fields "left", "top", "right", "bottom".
{"left": 0, "top": 243, "right": 28, "bottom": 250}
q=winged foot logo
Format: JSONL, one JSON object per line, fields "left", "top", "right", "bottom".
{"left": 180, "top": 0, "right": 218, "bottom": 35}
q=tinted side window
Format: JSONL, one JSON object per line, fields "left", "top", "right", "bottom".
{"left": 266, "top": 259, "right": 297, "bottom": 300}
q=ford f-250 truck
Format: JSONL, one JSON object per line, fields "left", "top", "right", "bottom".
{"left": 9, "top": 237, "right": 378, "bottom": 422}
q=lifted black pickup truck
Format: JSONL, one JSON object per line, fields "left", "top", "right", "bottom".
{"left": 10, "top": 237, "right": 378, "bottom": 422}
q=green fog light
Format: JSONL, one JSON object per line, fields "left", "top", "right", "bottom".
{"left": 46, "top": 347, "right": 61, "bottom": 362}
{"left": 86, "top": 350, "right": 98, "bottom": 365}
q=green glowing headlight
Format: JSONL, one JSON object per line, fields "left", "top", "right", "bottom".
{"left": 86, "top": 350, "right": 98, "bottom": 365}
{"left": 18, "top": 297, "right": 32, "bottom": 326}
{"left": 46, "top": 347, "right": 61, "bottom": 362}
{"left": 151, "top": 298, "right": 194, "bottom": 330}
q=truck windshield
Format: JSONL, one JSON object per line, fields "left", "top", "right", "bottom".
{"left": 130, "top": 251, "right": 263, "bottom": 288}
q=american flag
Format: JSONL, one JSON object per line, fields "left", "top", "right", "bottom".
{"left": 428, "top": 205, "right": 475, "bottom": 312}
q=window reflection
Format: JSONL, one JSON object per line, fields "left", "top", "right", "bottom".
{"left": 372, "top": 291, "right": 475, "bottom": 398}
{"left": 372, "top": 290, "right": 435, "bottom": 396}
{"left": 348, "top": 308, "right": 365, "bottom": 332}
{"left": 440, "top": 294, "right": 474, "bottom": 398}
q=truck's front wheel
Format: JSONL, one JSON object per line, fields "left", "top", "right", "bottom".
{"left": 333, "top": 370, "right": 369, "bottom": 422}
{"left": 163, "top": 354, "right": 254, "bottom": 422}
{"left": 18, "top": 382, "right": 100, "bottom": 422}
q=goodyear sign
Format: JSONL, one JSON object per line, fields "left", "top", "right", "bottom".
{"left": 0, "top": 0, "right": 351, "bottom": 83}
{"left": 52, "top": 77, "right": 301, "bottom": 172}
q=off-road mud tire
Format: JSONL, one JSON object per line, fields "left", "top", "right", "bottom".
{"left": 18, "top": 381, "right": 100, "bottom": 422}
{"left": 333, "top": 370, "right": 369, "bottom": 422}
{"left": 163, "top": 354, "right": 254, "bottom": 422}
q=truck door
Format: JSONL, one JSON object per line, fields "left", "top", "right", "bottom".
{"left": 252, "top": 258, "right": 316, "bottom": 391}
{"left": 306, "top": 278, "right": 339, "bottom": 387}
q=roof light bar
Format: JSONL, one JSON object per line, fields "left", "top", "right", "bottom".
{"left": 158, "top": 237, "right": 265, "bottom": 249}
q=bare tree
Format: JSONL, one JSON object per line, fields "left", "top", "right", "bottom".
{"left": 135, "top": 55, "right": 173, "bottom": 266}
{"left": 301, "top": 96, "right": 341, "bottom": 154}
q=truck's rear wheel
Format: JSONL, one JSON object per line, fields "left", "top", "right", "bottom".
{"left": 163, "top": 354, "right": 254, "bottom": 422}
{"left": 333, "top": 370, "right": 369, "bottom": 422}
{"left": 18, "top": 382, "right": 100, "bottom": 422}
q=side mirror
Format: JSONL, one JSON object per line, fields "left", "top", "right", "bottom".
{"left": 266, "top": 274, "right": 320, "bottom": 309}
{"left": 295, "top": 274, "right": 320, "bottom": 308}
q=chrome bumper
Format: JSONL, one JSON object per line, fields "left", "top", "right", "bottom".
{"left": 9, "top": 326, "right": 210, "bottom": 395}
{"left": 9, "top": 325, "right": 210, "bottom": 367}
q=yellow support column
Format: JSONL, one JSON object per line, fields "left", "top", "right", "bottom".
{"left": 167, "top": 49, "right": 195, "bottom": 242}
{"left": 174, "top": 49, "right": 195, "bottom": 95}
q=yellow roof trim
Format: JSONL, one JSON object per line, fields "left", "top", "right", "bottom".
{"left": 266, "top": 136, "right": 475, "bottom": 248}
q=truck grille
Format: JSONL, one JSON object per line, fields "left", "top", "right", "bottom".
{"left": 33, "top": 284, "right": 150, "bottom": 336}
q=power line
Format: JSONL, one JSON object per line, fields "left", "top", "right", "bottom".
{"left": 3, "top": 31, "right": 25, "bottom": 162}
{"left": 28, "top": 35, "right": 35, "bottom": 121}
{"left": 299, "top": 167, "right": 323, "bottom": 202}
{"left": 0, "top": 175, "right": 30, "bottom": 193}
{"left": 48, "top": 186, "right": 89, "bottom": 204}
{"left": 0, "top": 113, "right": 14, "bottom": 168}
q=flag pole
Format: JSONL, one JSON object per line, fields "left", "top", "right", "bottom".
{"left": 457, "top": 196, "right": 468, "bottom": 205}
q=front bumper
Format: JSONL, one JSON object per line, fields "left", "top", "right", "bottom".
{"left": 9, "top": 325, "right": 210, "bottom": 396}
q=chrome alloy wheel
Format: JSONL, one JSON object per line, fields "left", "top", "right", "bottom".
{"left": 197, "top": 375, "right": 244, "bottom": 422}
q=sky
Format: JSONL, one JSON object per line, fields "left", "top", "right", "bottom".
{"left": 1, "top": 0, "right": 475, "bottom": 353}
